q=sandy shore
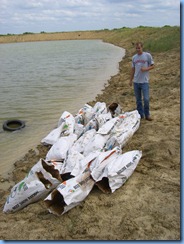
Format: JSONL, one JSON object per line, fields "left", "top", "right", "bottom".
{"left": 0, "top": 30, "right": 180, "bottom": 240}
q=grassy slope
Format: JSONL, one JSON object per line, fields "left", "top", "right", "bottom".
{"left": 0, "top": 26, "right": 180, "bottom": 53}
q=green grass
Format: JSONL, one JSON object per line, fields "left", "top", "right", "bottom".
{"left": 102, "top": 26, "right": 180, "bottom": 53}
{"left": 143, "top": 26, "right": 180, "bottom": 52}
{"left": 1, "top": 26, "right": 180, "bottom": 53}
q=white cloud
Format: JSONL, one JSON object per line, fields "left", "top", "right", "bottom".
{"left": 0, "top": 0, "right": 180, "bottom": 34}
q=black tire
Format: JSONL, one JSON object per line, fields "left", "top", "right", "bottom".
{"left": 3, "top": 119, "right": 25, "bottom": 132}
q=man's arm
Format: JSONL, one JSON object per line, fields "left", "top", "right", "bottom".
{"left": 141, "top": 64, "right": 154, "bottom": 72}
{"left": 129, "top": 67, "right": 135, "bottom": 86}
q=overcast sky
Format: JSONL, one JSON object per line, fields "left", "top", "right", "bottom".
{"left": 0, "top": 0, "right": 180, "bottom": 34}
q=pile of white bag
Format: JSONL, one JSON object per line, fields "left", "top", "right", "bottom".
{"left": 3, "top": 102, "right": 142, "bottom": 216}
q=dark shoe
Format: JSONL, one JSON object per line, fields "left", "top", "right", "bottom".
{"left": 146, "top": 116, "right": 153, "bottom": 121}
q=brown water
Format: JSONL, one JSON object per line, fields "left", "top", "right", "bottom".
{"left": 0, "top": 40, "right": 125, "bottom": 176}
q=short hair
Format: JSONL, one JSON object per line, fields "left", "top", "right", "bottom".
{"left": 135, "top": 42, "right": 143, "bottom": 47}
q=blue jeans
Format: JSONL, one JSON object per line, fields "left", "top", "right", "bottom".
{"left": 133, "top": 82, "right": 150, "bottom": 118}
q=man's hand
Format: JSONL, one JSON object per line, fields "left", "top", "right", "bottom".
{"left": 141, "top": 67, "right": 148, "bottom": 72}
{"left": 141, "top": 65, "right": 154, "bottom": 72}
{"left": 129, "top": 80, "right": 133, "bottom": 86}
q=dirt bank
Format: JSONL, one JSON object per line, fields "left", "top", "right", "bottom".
{"left": 0, "top": 30, "right": 109, "bottom": 43}
{"left": 0, "top": 29, "right": 180, "bottom": 240}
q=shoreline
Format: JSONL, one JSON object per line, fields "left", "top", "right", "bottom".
{"left": 0, "top": 45, "right": 126, "bottom": 182}
{"left": 0, "top": 30, "right": 110, "bottom": 44}
{"left": 0, "top": 39, "right": 124, "bottom": 177}
{"left": 0, "top": 30, "right": 180, "bottom": 240}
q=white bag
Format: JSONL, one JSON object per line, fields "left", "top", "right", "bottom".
{"left": 62, "top": 149, "right": 84, "bottom": 174}
{"left": 74, "top": 113, "right": 84, "bottom": 125}
{"left": 41, "top": 111, "right": 75, "bottom": 145}
{"left": 93, "top": 150, "right": 142, "bottom": 193}
{"left": 90, "top": 147, "right": 121, "bottom": 180}
{"left": 46, "top": 134, "right": 77, "bottom": 161}
{"left": 44, "top": 168, "right": 95, "bottom": 215}
{"left": 92, "top": 102, "right": 107, "bottom": 116}
{"left": 71, "top": 129, "right": 96, "bottom": 154}
{"left": 77, "top": 104, "right": 93, "bottom": 125}
{"left": 74, "top": 123, "right": 84, "bottom": 139}
{"left": 83, "top": 118, "right": 98, "bottom": 133}
{"left": 59, "top": 112, "right": 75, "bottom": 136}
{"left": 83, "top": 133, "right": 110, "bottom": 156}
{"left": 105, "top": 110, "right": 140, "bottom": 150}
{"left": 71, "top": 151, "right": 100, "bottom": 177}
{"left": 106, "top": 150, "right": 142, "bottom": 193}
{"left": 95, "top": 112, "right": 112, "bottom": 128}
{"left": 41, "top": 124, "right": 63, "bottom": 145}
{"left": 97, "top": 117, "right": 119, "bottom": 135}
{"left": 58, "top": 111, "right": 73, "bottom": 127}
{"left": 3, "top": 159, "right": 63, "bottom": 213}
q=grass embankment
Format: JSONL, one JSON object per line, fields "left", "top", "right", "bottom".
{"left": 101, "top": 26, "right": 180, "bottom": 53}
{"left": 0, "top": 26, "right": 180, "bottom": 53}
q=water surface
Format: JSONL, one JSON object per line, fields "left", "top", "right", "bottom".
{"left": 0, "top": 40, "right": 125, "bottom": 175}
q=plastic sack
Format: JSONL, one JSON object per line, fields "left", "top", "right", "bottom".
{"left": 74, "top": 113, "right": 84, "bottom": 125}
{"left": 71, "top": 150, "right": 100, "bottom": 177}
{"left": 93, "top": 102, "right": 107, "bottom": 116}
{"left": 44, "top": 168, "right": 95, "bottom": 215}
{"left": 95, "top": 112, "right": 112, "bottom": 128}
{"left": 83, "top": 133, "right": 110, "bottom": 156}
{"left": 89, "top": 147, "right": 121, "bottom": 179}
{"left": 41, "top": 111, "right": 75, "bottom": 145}
{"left": 77, "top": 104, "right": 93, "bottom": 125}
{"left": 3, "top": 159, "right": 63, "bottom": 213}
{"left": 94, "top": 150, "right": 142, "bottom": 193}
{"left": 104, "top": 110, "right": 141, "bottom": 150}
{"left": 58, "top": 111, "right": 73, "bottom": 127}
{"left": 83, "top": 118, "right": 98, "bottom": 133}
{"left": 71, "top": 129, "right": 96, "bottom": 154}
{"left": 61, "top": 149, "right": 84, "bottom": 175}
{"left": 41, "top": 124, "right": 63, "bottom": 145}
{"left": 73, "top": 123, "right": 84, "bottom": 139}
{"left": 78, "top": 102, "right": 107, "bottom": 126}
{"left": 46, "top": 134, "right": 77, "bottom": 161}
{"left": 97, "top": 117, "right": 119, "bottom": 135}
{"left": 59, "top": 112, "right": 75, "bottom": 137}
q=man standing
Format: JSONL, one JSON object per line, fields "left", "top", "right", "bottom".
{"left": 129, "top": 42, "right": 154, "bottom": 121}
